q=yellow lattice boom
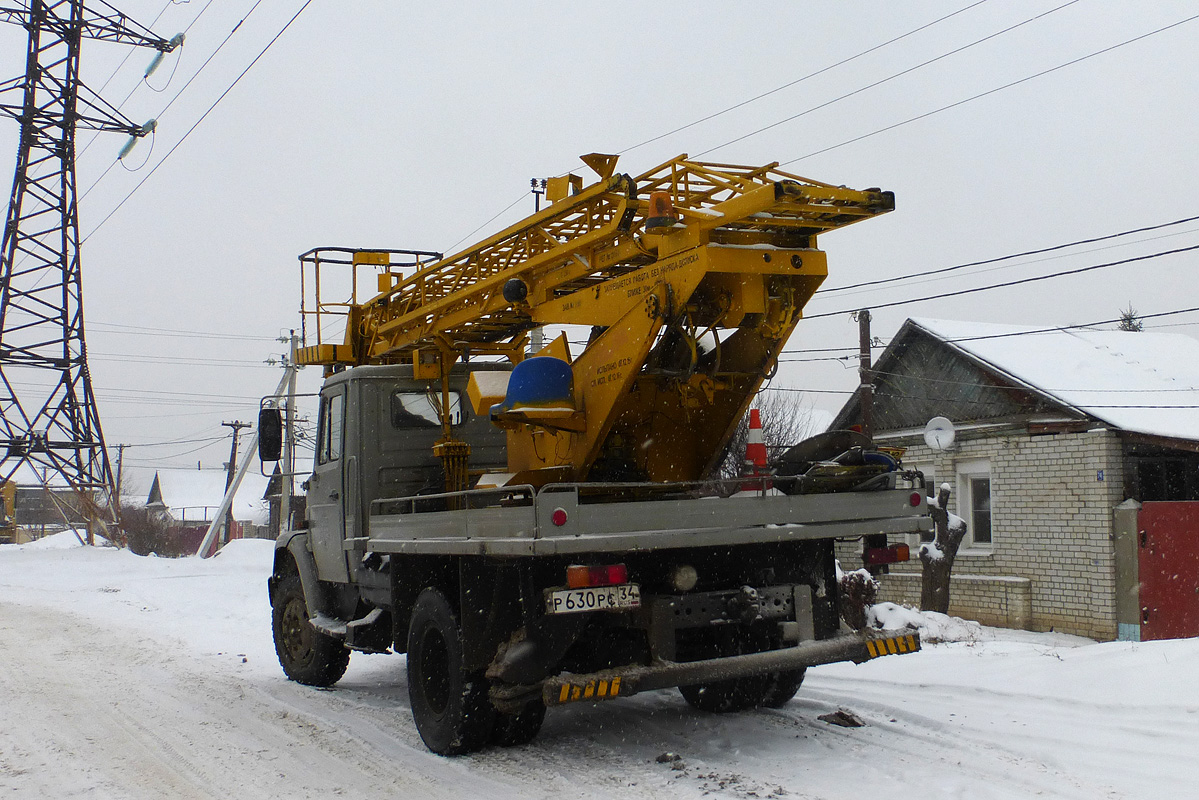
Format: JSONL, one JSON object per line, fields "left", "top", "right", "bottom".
{"left": 296, "top": 154, "right": 893, "bottom": 484}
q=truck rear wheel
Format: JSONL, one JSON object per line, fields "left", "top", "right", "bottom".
{"left": 761, "top": 668, "right": 806, "bottom": 708}
{"left": 272, "top": 572, "right": 350, "bottom": 686}
{"left": 678, "top": 627, "right": 770, "bottom": 713}
{"left": 407, "top": 588, "right": 495, "bottom": 755}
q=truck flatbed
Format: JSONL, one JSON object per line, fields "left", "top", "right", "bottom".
{"left": 361, "top": 479, "right": 931, "bottom": 556}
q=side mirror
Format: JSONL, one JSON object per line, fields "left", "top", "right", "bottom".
{"left": 258, "top": 407, "right": 283, "bottom": 462}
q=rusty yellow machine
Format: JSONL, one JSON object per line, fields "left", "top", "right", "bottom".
{"left": 266, "top": 154, "right": 927, "bottom": 756}
{"left": 0, "top": 480, "right": 15, "bottom": 544}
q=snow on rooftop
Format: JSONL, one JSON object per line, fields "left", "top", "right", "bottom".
{"left": 148, "top": 468, "right": 271, "bottom": 525}
{"left": 910, "top": 318, "right": 1199, "bottom": 442}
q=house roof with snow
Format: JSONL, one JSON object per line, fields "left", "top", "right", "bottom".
{"left": 832, "top": 317, "right": 1199, "bottom": 447}
{"left": 146, "top": 469, "right": 271, "bottom": 525}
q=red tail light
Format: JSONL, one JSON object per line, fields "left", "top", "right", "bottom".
{"left": 567, "top": 564, "right": 629, "bottom": 589}
{"left": 864, "top": 543, "right": 910, "bottom": 566}
{"left": 909, "top": 492, "right": 924, "bottom": 507}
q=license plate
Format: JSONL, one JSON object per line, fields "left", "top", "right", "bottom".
{"left": 545, "top": 584, "right": 641, "bottom": 614}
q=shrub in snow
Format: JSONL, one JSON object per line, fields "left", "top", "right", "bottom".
{"left": 837, "top": 561, "right": 879, "bottom": 630}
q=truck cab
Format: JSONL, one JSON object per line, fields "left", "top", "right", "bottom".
{"left": 304, "top": 363, "right": 508, "bottom": 585}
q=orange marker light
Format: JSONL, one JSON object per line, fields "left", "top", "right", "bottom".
{"left": 645, "top": 191, "right": 679, "bottom": 232}
{"left": 566, "top": 563, "right": 629, "bottom": 588}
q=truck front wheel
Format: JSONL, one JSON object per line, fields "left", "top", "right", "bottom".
{"left": 491, "top": 700, "right": 545, "bottom": 747}
{"left": 407, "top": 588, "right": 495, "bottom": 755}
{"left": 272, "top": 572, "right": 350, "bottom": 686}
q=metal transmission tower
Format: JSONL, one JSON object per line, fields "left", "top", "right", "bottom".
{"left": 0, "top": 1, "right": 176, "bottom": 538}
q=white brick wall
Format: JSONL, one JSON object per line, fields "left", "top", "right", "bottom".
{"left": 838, "top": 428, "right": 1122, "bottom": 640}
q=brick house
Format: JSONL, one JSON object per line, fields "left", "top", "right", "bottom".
{"left": 831, "top": 318, "right": 1199, "bottom": 641}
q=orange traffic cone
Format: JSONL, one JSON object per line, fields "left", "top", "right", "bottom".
{"left": 745, "top": 408, "right": 767, "bottom": 472}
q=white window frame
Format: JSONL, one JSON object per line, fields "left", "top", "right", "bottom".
{"left": 956, "top": 458, "right": 993, "bottom": 552}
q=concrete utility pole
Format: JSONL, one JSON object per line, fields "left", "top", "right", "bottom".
{"left": 281, "top": 332, "right": 298, "bottom": 532}
{"left": 221, "top": 421, "right": 251, "bottom": 543}
{"left": 196, "top": 362, "right": 295, "bottom": 557}
{"left": 857, "top": 309, "right": 874, "bottom": 439}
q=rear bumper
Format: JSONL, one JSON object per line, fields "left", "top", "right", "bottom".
{"left": 536, "top": 630, "right": 920, "bottom": 707}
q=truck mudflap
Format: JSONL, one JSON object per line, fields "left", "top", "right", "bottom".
{"left": 536, "top": 631, "right": 920, "bottom": 707}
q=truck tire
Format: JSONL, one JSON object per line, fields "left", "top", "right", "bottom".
{"left": 491, "top": 700, "right": 546, "bottom": 748}
{"left": 677, "top": 628, "right": 770, "bottom": 713}
{"left": 407, "top": 588, "right": 496, "bottom": 755}
{"left": 761, "top": 668, "right": 806, "bottom": 708}
{"left": 272, "top": 572, "right": 350, "bottom": 686}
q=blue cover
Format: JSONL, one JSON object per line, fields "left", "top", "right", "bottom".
{"left": 490, "top": 357, "right": 575, "bottom": 417}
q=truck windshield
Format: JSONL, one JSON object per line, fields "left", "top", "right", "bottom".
{"left": 391, "top": 391, "right": 461, "bottom": 428}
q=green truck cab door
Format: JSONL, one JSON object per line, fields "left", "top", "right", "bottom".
{"left": 309, "top": 386, "right": 350, "bottom": 583}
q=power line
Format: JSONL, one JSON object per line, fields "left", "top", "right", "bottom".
{"left": 803, "top": 244, "right": 1199, "bottom": 320}
{"left": 94, "top": 0, "right": 176, "bottom": 94}
{"left": 818, "top": 214, "right": 1199, "bottom": 295}
{"left": 150, "top": 0, "right": 266, "bottom": 128}
{"left": 87, "top": 354, "right": 276, "bottom": 369}
{"left": 618, "top": 0, "right": 992, "bottom": 155}
{"left": 695, "top": 0, "right": 1080, "bottom": 159}
{"left": 80, "top": 0, "right": 269, "bottom": 204}
{"left": 830, "top": 226, "right": 1199, "bottom": 304}
{"left": 87, "top": 320, "right": 276, "bottom": 341}
{"left": 920, "top": 306, "right": 1199, "bottom": 345}
{"left": 127, "top": 434, "right": 228, "bottom": 448}
{"left": 497, "top": 6, "right": 998, "bottom": 256}
{"left": 82, "top": 0, "right": 315, "bottom": 243}
{"left": 444, "top": 192, "right": 528, "bottom": 254}
{"left": 776, "top": 305, "right": 1199, "bottom": 364}
{"left": 764, "top": 378, "right": 1199, "bottom": 410}
{"left": 781, "top": 13, "right": 1199, "bottom": 166}
{"left": 78, "top": 0, "right": 216, "bottom": 163}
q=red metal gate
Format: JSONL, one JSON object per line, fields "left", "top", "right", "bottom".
{"left": 1138, "top": 502, "right": 1199, "bottom": 641}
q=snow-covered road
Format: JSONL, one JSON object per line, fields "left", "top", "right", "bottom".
{"left": 2, "top": 536, "right": 1196, "bottom": 799}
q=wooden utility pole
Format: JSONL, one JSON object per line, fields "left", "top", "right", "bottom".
{"left": 221, "top": 421, "right": 251, "bottom": 544}
{"left": 114, "top": 444, "right": 127, "bottom": 505}
{"left": 857, "top": 309, "right": 874, "bottom": 439}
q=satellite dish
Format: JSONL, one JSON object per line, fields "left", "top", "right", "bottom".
{"left": 923, "top": 416, "right": 956, "bottom": 451}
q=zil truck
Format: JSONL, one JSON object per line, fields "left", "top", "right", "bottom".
{"left": 261, "top": 155, "right": 930, "bottom": 754}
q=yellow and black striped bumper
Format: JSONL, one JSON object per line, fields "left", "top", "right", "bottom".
{"left": 541, "top": 630, "right": 922, "bottom": 707}
{"left": 864, "top": 632, "right": 920, "bottom": 659}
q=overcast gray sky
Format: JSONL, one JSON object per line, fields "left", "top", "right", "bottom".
{"left": 2, "top": 0, "right": 1197, "bottom": 496}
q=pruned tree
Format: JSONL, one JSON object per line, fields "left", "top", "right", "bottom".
{"left": 712, "top": 390, "right": 823, "bottom": 480}
{"left": 1118, "top": 304, "right": 1144, "bottom": 332}
{"left": 919, "top": 483, "right": 968, "bottom": 613}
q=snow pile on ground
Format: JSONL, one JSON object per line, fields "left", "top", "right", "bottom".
{"left": 1, "top": 541, "right": 1195, "bottom": 799}
{"left": 1, "top": 529, "right": 109, "bottom": 550}
{"left": 867, "top": 601, "right": 987, "bottom": 643}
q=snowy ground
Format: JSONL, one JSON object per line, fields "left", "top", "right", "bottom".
{"left": 2, "top": 535, "right": 1196, "bottom": 800}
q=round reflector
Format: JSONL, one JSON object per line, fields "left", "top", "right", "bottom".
{"left": 551, "top": 507, "right": 568, "bottom": 526}
{"left": 909, "top": 492, "right": 923, "bottom": 507}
